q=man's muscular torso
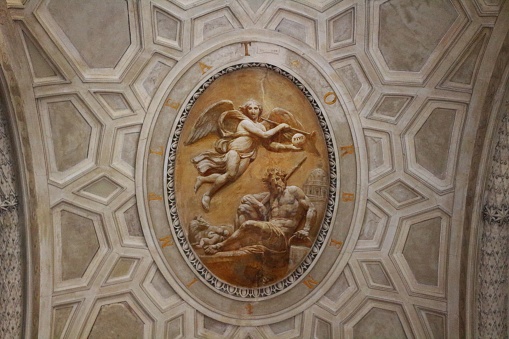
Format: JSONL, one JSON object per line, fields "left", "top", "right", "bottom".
{"left": 269, "top": 186, "right": 307, "bottom": 238}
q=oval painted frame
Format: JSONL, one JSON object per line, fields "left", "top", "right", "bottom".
{"left": 139, "top": 39, "right": 360, "bottom": 325}
{"left": 169, "top": 63, "right": 336, "bottom": 297}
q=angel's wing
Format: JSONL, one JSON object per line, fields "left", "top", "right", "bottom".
{"left": 218, "top": 110, "right": 249, "bottom": 138}
{"left": 265, "top": 108, "right": 304, "bottom": 143}
{"left": 266, "top": 108, "right": 304, "bottom": 129}
{"left": 185, "top": 100, "right": 235, "bottom": 145}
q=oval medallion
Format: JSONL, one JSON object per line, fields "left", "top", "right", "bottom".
{"left": 140, "top": 40, "right": 360, "bottom": 325}
{"left": 168, "top": 64, "right": 336, "bottom": 297}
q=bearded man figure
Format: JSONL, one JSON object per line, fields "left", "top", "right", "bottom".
{"left": 204, "top": 168, "right": 316, "bottom": 256}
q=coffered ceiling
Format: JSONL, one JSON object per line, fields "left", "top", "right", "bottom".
{"left": 2, "top": 0, "right": 509, "bottom": 337}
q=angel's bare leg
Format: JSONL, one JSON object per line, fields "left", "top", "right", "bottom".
{"left": 201, "top": 151, "right": 250, "bottom": 211}
{"left": 194, "top": 174, "right": 220, "bottom": 192}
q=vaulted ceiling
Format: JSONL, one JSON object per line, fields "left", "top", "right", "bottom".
{"left": 0, "top": 0, "right": 508, "bottom": 338}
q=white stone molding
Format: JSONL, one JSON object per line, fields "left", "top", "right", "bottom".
{"left": 473, "top": 0, "right": 504, "bottom": 16}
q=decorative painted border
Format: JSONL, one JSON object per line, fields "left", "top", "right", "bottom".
{"left": 165, "top": 63, "right": 338, "bottom": 298}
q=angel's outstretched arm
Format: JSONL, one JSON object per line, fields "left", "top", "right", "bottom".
{"left": 264, "top": 141, "right": 302, "bottom": 152}
{"left": 240, "top": 120, "right": 289, "bottom": 139}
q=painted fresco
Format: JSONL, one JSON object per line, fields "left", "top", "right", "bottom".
{"left": 174, "top": 66, "right": 331, "bottom": 289}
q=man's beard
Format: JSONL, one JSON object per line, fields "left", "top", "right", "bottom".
{"left": 271, "top": 182, "right": 285, "bottom": 195}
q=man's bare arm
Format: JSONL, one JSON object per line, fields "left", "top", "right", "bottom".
{"left": 291, "top": 187, "right": 316, "bottom": 236}
{"left": 241, "top": 192, "right": 270, "bottom": 206}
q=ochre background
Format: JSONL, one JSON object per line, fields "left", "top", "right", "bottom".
{"left": 175, "top": 67, "right": 329, "bottom": 231}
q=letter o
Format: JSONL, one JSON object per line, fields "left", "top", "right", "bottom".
{"left": 323, "top": 91, "right": 337, "bottom": 105}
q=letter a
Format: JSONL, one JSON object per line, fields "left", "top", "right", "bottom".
{"left": 198, "top": 61, "right": 212, "bottom": 75}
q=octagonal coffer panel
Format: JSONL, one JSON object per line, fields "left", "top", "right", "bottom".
{"left": 367, "top": 0, "right": 467, "bottom": 84}
{"left": 89, "top": 303, "right": 143, "bottom": 338}
{"left": 81, "top": 294, "right": 154, "bottom": 338}
{"left": 354, "top": 308, "right": 408, "bottom": 338}
{"left": 52, "top": 203, "right": 109, "bottom": 292}
{"left": 47, "top": 101, "right": 91, "bottom": 172}
{"left": 38, "top": 95, "right": 102, "bottom": 186}
{"left": 391, "top": 208, "right": 450, "bottom": 298}
{"left": 60, "top": 210, "right": 99, "bottom": 281}
{"left": 379, "top": 0, "right": 457, "bottom": 72}
{"left": 47, "top": 0, "right": 130, "bottom": 68}
{"left": 36, "top": 0, "right": 141, "bottom": 81}
{"left": 344, "top": 300, "right": 415, "bottom": 338}
{"left": 403, "top": 100, "right": 466, "bottom": 194}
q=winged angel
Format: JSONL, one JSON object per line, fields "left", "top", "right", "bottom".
{"left": 185, "top": 99, "right": 317, "bottom": 211}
